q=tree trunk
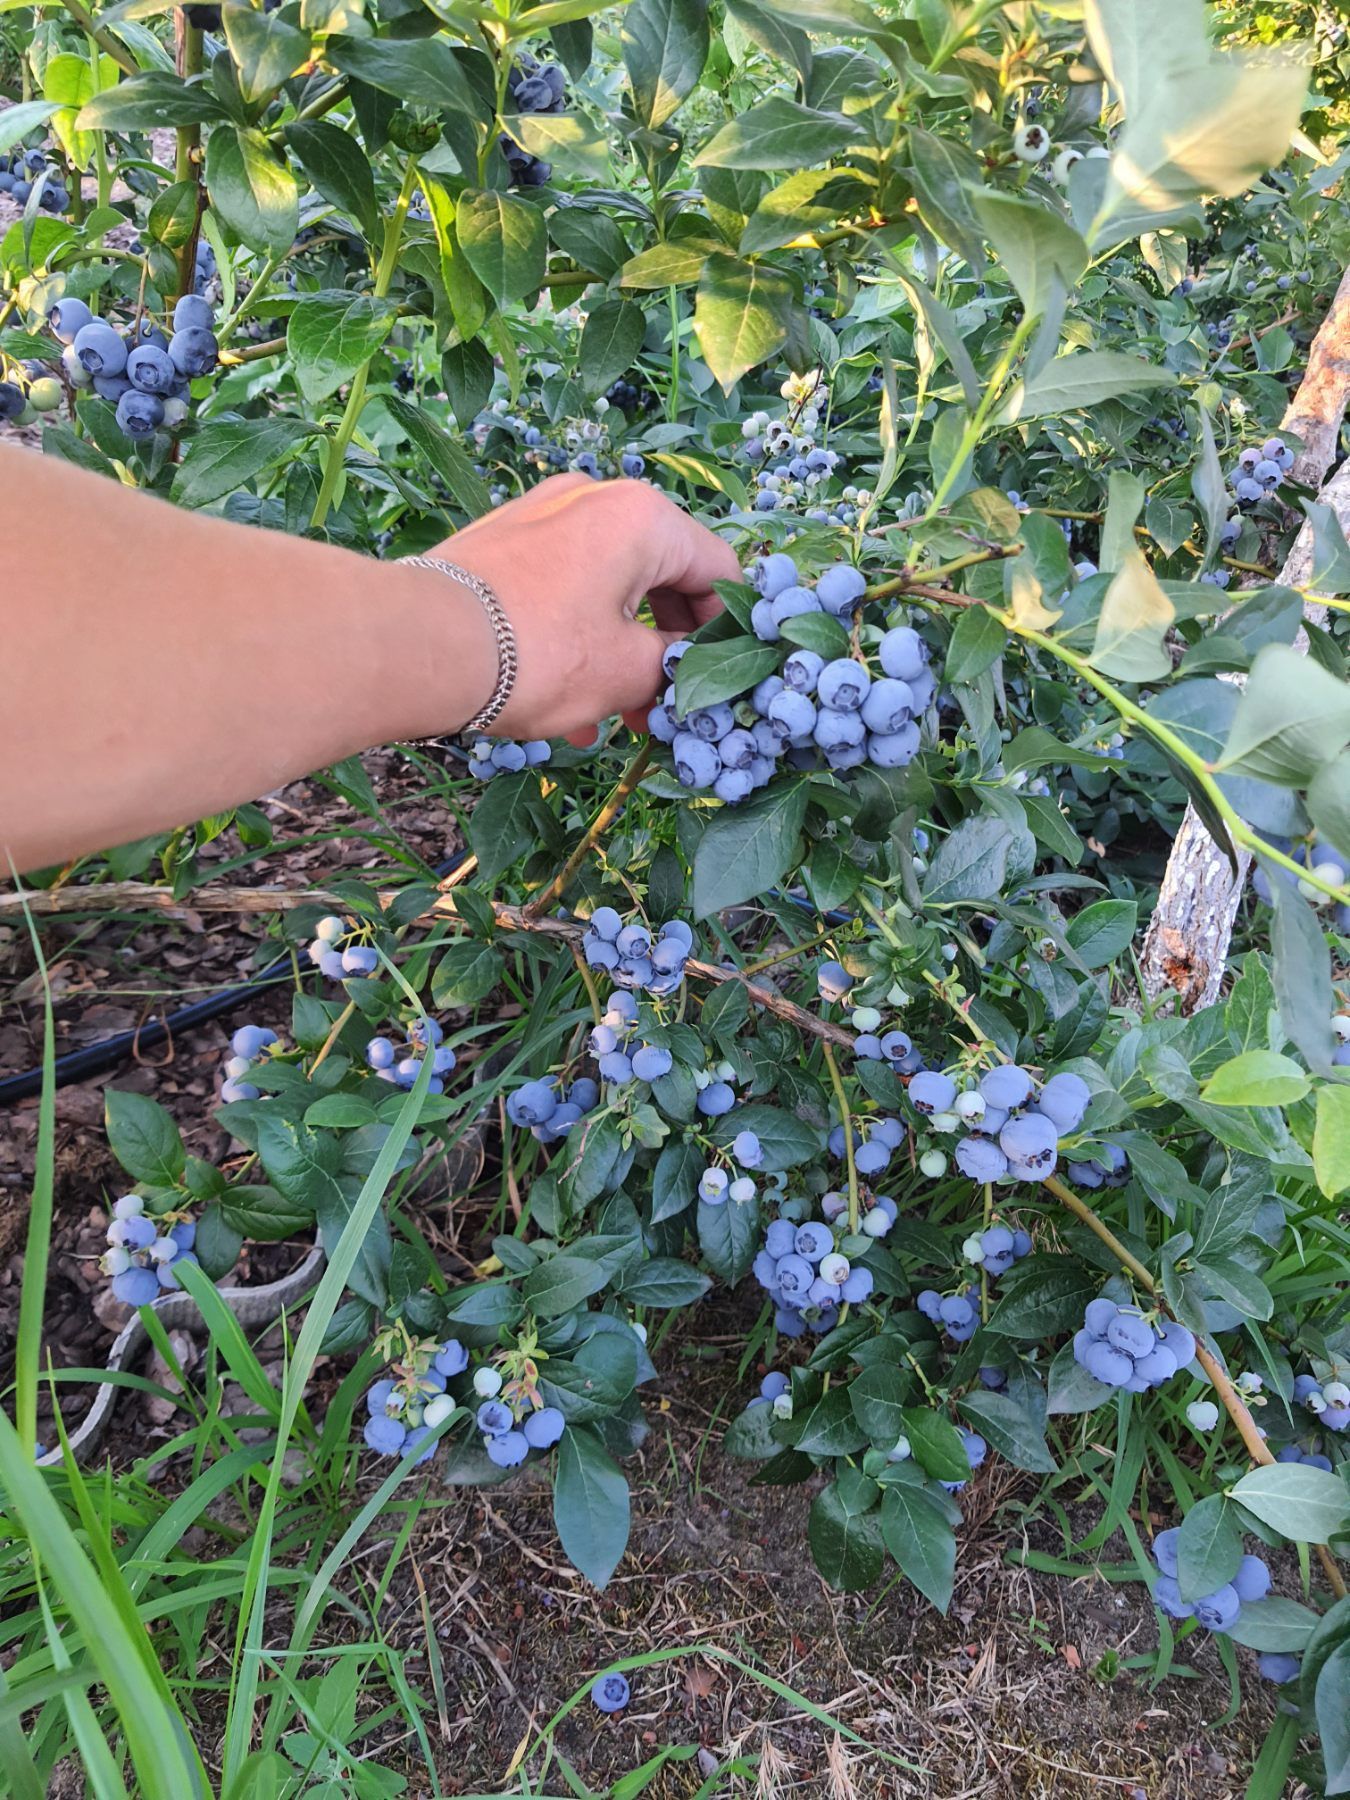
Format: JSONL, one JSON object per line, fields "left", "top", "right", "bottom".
{"left": 1139, "top": 270, "right": 1350, "bottom": 1011}
{"left": 1139, "top": 455, "right": 1350, "bottom": 1012}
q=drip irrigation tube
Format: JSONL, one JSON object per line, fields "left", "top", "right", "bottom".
{"left": 0, "top": 849, "right": 472, "bottom": 1107}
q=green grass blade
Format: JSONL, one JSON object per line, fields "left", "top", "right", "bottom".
{"left": 0, "top": 1412, "right": 209, "bottom": 1799}
{"left": 13, "top": 885, "right": 56, "bottom": 1459}
{"left": 220, "top": 1052, "right": 435, "bottom": 1787}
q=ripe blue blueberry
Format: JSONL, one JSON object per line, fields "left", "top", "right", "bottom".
{"left": 1232, "top": 1555, "right": 1270, "bottom": 1603}
{"left": 979, "top": 1064, "right": 1033, "bottom": 1110}
{"left": 632, "top": 1044, "right": 673, "bottom": 1082}
{"left": 815, "top": 564, "right": 867, "bottom": 614}
{"left": 73, "top": 320, "right": 127, "bottom": 376}
{"left": 673, "top": 732, "right": 721, "bottom": 788}
{"left": 764, "top": 1219, "right": 797, "bottom": 1258}
{"left": 48, "top": 297, "right": 93, "bottom": 343}
{"left": 173, "top": 294, "right": 215, "bottom": 333}
{"left": 1257, "top": 1653, "right": 1300, "bottom": 1683}
{"left": 817, "top": 659, "right": 870, "bottom": 711}
{"left": 477, "top": 1399, "right": 513, "bottom": 1437}
{"left": 698, "top": 1081, "right": 736, "bottom": 1117}
{"left": 860, "top": 678, "right": 913, "bottom": 735}
{"left": 364, "top": 1413, "right": 407, "bottom": 1455}
{"left": 1036, "top": 1072, "right": 1090, "bottom": 1133}
{"left": 126, "top": 344, "right": 177, "bottom": 396}
{"left": 910, "top": 1071, "right": 957, "bottom": 1114}
{"left": 955, "top": 1136, "right": 1007, "bottom": 1180}
{"left": 507, "top": 1079, "right": 558, "bottom": 1127}
{"left": 485, "top": 1429, "right": 530, "bottom": 1467}
{"left": 592, "top": 1672, "right": 630, "bottom": 1712}
{"left": 434, "top": 1338, "right": 469, "bottom": 1377}
{"left": 817, "top": 959, "right": 853, "bottom": 1002}
{"left": 1193, "top": 1584, "right": 1241, "bottom": 1633}
{"left": 168, "top": 326, "right": 218, "bottom": 377}
{"left": 878, "top": 626, "right": 926, "bottom": 682}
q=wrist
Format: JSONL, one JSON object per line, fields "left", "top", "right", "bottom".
{"left": 377, "top": 558, "right": 500, "bottom": 740}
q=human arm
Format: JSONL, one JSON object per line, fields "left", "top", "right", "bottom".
{"left": 0, "top": 456, "right": 739, "bottom": 873}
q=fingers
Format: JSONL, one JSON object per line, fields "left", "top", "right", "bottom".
{"left": 617, "top": 483, "right": 742, "bottom": 621}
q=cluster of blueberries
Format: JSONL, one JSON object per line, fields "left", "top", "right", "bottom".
{"left": 1253, "top": 848, "right": 1350, "bottom": 942}
{"left": 474, "top": 1366, "right": 567, "bottom": 1467}
{"left": 581, "top": 912, "right": 693, "bottom": 998}
{"left": 649, "top": 581, "right": 936, "bottom": 801}
{"left": 478, "top": 398, "right": 646, "bottom": 486}
{"left": 0, "top": 145, "right": 71, "bottom": 212}
{"left": 964, "top": 1222, "right": 1034, "bottom": 1277}
{"left": 697, "top": 1128, "right": 763, "bottom": 1207}
{"left": 915, "top": 1284, "right": 982, "bottom": 1343}
{"left": 100, "top": 1194, "right": 197, "bottom": 1306}
{"left": 505, "top": 1071, "right": 601, "bottom": 1143}
{"left": 47, "top": 293, "right": 219, "bottom": 441}
{"left": 466, "top": 736, "right": 551, "bottom": 779}
{"left": 219, "top": 1022, "right": 279, "bottom": 1104}
{"left": 728, "top": 375, "right": 863, "bottom": 525}
{"left": 0, "top": 359, "right": 63, "bottom": 424}
{"left": 751, "top": 1197, "right": 886, "bottom": 1338}
{"left": 604, "top": 376, "right": 657, "bottom": 416}
{"left": 1292, "top": 1370, "right": 1350, "bottom": 1433}
{"left": 362, "top": 1338, "right": 472, "bottom": 1463}
{"left": 1150, "top": 1529, "right": 1282, "bottom": 1650}
{"left": 908, "top": 1062, "right": 1093, "bottom": 1186}
{"left": 1073, "top": 1296, "right": 1196, "bottom": 1392}
{"left": 365, "top": 1015, "right": 458, "bottom": 1094}
{"left": 1230, "top": 435, "right": 1295, "bottom": 507}
{"left": 500, "top": 54, "right": 566, "bottom": 188}
{"left": 307, "top": 913, "right": 380, "bottom": 982}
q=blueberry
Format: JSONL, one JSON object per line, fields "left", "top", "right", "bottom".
{"left": 999, "top": 1112, "right": 1058, "bottom": 1177}
{"left": 954, "top": 1136, "right": 1007, "bottom": 1181}
{"left": 592, "top": 1672, "right": 630, "bottom": 1713}
{"left": 523, "top": 1407, "right": 565, "bottom": 1448}
{"left": 817, "top": 959, "right": 853, "bottom": 1002}
{"left": 433, "top": 1338, "right": 469, "bottom": 1377}
{"left": 1083, "top": 1340, "right": 1132, "bottom": 1385}
{"left": 783, "top": 650, "right": 824, "bottom": 693}
{"left": 477, "top": 1399, "right": 514, "bottom": 1437}
{"left": 73, "top": 321, "right": 128, "bottom": 377}
{"left": 126, "top": 344, "right": 177, "bottom": 396}
{"left": 768, "top": 690, "right": 816, "bottom": 739}
{"left": 817, "top": 659, "right": 870, "bottom": 712}
{"left": 112, "top": 1266, "right": 161, "bottom": 1307}
{"left": 507, "top": 1079, "right": 558, "bottom": 1127}
{"left": 1257, "top": 1653, "right": 1300, "bottom": 1683}
{"left": 765, "top": 1220, "right": 796, "bottom": 1258}
{"left": 1193, "top": 1584, "right": 1241, "bottom": 1633}
{"left": 868, "top": 724, "right": 921, "bottom": 767}
{"left": 794, "top": 1221, "right": 834, "bottom": 1263}
{"left": 750, "top": 552, "right": 798, "bottom": 599}
{"left": 1152, "top": 1575, "right": 1194, "bottom": 1620}
{"left": 760, "top": 1371, "right": 789, "bottom": 1400}
{"left": 816, "top": 564, "right": 867, "bottom": 614}
{"left": 48, "top": 297, "right": 93, "bottom": 343}
{"left": 979, "top": 1064, "right": 1033, "bottom": 1110}
{"left": 631, "top": 1044, "right": 673, "bottom": 1082}
{"left": 910, "top": 1071, "right": 957, "bottom": 1115}
{"left": 173, "top": 294, "right": 215, "bottom": 333}
{"left": 1232, "top": 1554, "right": 1270, "bottom": 1603}
{"left": 878, "top": 626, "right": 926, "bottom": 682}
{"left": 860, "top": 678, "right": 914, "bottom": 735}
{"left": 168, "top": 326, "right": 218, "bottom": 378}
{"left": 363, "top": 1413, "right": 408, "bottom": 1455}
{"left": 485, "top": 1429, "right": 530, "bottom": 1467}
{"left": 672, "top": 732, "right": 721, "bottom": 788}
{"left": 698, "top": 1081, "right": 736, "bottom": 1117}
{"left": 1036, "top": 1072, "right": 1090, "bottom": 1133}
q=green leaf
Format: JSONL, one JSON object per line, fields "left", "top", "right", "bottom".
{"left": 692, "top": 781, "right": 807, "bottom": 917}
{"left": 502, "top": 111, "right": 610, "bottom": 180}
{"left": 1302, "top": 500, "right": 1350, "bottom": 596}
{"left": 693, "top": 252, "right": 792, "bottom": 393}
{"left": 620, "top": 238, "right": 718, "bottom": 289}
{"left": 222, "top": 4, "right": 311, "bottom": 103}
{"left": 620, "top": 0, "right": 709, "bottom": 130}
{"left": 1003, "top": 350, "right": 1176, "bottom": 422}
{"left": 205, "top": 126, "right": 299, "bottom": 257}
{"left": 987, "top": 1258, "right": 1099, "bottom": 1339}
{"left": 1228, "top": 1464, "right": 1350, "bottom": 1544}
{"left": 578, "top": 298, "right": 647, "bottom": 399}
{"left": 285, "top": 119, "right": 378, "bottom": 239}
{"left": 808, "top": 1478, "right": 883, "bottom": 1592}
{"left": 553, "top": 1425, "right": 630, "bottom": 1588}
{"left": 286, "top": 290, "right": 398, "bottom": 404}
{"left": 739, "top": 168, "right": 866, "bottom": 256}
{"left": 382, "top": 392, "right": 492, "bottom": 517}
{"left": 849, "top": 1364, "right": 908, "bottom": 1447}
{"left": 1224, "top": 1596, "right": 1322, "bottom": 1653}
{"left": 921, "top": 813, "right": 1017, "bottom": 905}
{"left": 1089, "top": 548, "right": 1176, "bottom": 682}
{"left": 723, "top": 1399, "right": 782, "bottom": 1460}
{"left": 1064, "top": 898, "right": 1137, "bottom": 968}
{"left": 879, "top": 1483, "right": 955, "bottom": 1612}
{"left": 104, "top": 1090, "right": 185, "bottom": 1187}
{"left": 696, "top": 96, "right": 862, "bottom": 171}
{"left": 467, "top": 771, "right": 536, "bottom": 884}
{"left": 431, "top": 940, "right": 502, "bottom": 1007}
{"left": 0, "top": 101, "right": 59, "bottom": 155}
{"left": 441, "top": 338, "right": 496, "bottom": 427}
{"left": 1308, "top": 752, "right": 1350, "bottom": 863}
{"left": 1199, "top": 1049, "right": 1310, "bottom": 1108}
{"left": 957, "top": 1390, "right": 1056, "bottom": 1474}
{"left": 696, "top": 1192, "right": 761, "bottom": 1284}
{"left": 945, "top": 604, "right": 1007, "bottom": 684}
{"left": 1313, "top": 1084, "right": 1350, "bottom": 1201}
{"left": 673, "top": 636, "right": 780, "bottom": 712}
{"left": 522, "top": 1252, "right": 612, "bottom": 1318}
{"left": 548, "top": 206, "right": 629, "bottom": 280}
{"left": 456, "top": 188, "right": 546, "bottom": 305}
{"left": 1269, "top": 881, "right": 1336, "bottom": 1075}
{"left": 1083, "top": 0, "right": 1307, "bottom": 244}
{"left": 888, "top": 269, "right": 982, "bottom": 413}
{"left": 906, "top": 127, "right": 985, "bottom": 272}
{"left": 1175, "top": 1493, "right": 1241, "bottom": 1602}
{"left": 778, "top": 610, "right": 851, "bottom": 658}
{"left": 617, "top": 1258, "right": 711, "bottom": 1307}
{"left": 78, "top": 73, "right": 225, "bottom": 129}
{"left": 969, "top": 191, "right": 1088, "bottom": 318}
{"left": 326, "top": 33, "right": 476, "bottom": 113}
{"left": 900, "top": 1406, "right": 970, "bottom": 1483}
{"left": 1316, "top": 1639, "right": 1350, "bottom": 1795}
{"left": 1216, "top": 644, "right": 1350, "bottom": 785}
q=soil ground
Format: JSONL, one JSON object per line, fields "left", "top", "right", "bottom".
{"left": 1, "top": 747, "right": 1302, "bottom": 1800}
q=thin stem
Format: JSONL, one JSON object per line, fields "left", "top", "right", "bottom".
{"left": 310, "top": 158, "right": 420, "bottom": 531}
{"left": 922, "top": 313, "right": 1036, "bottom": 522}
{"left": 174, "top": 15, "right": 205, "bottom": 304}
{"left": 866, "top": 543, "right": 1019, "bottom": 606}
{"left": 59, "top": 0, "right": 137, "bottom": 75}
{"left": 741, "top": 921, "right": 839, "bottom": 978}
{"left": 524, "top": 742, "right": 652, "bottom": 919}
{"left": 821, "top": 1042, "right": 859, "bottom": 1233}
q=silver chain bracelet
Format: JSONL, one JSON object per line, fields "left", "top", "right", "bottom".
{"left": 398, "top": 555, "right": 518, "bottom": 735}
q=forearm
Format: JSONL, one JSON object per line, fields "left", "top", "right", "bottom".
{"left": 0, "top": 450, "right": 495, "bottom": 872}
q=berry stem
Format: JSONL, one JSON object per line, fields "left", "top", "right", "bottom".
{"left": 173, "top": 13, "right": 206, "bottom": 306}
{"left": 58, "top": 0, "right": 137, "bottom": 75}
{"left": 820, "top": 1041, "right": 859, "bottom": 1233}
{"left": 1042, "top": 1170, "right": 1347, "bottom": 1600}
{"left": 310, "top": 1001, "right": 356, "bottom": 1075}
{"left": 524, "top": 741, "right": 652, "bottom": 919}
{"left": 310, "top": 157, "right": 420, "bottom": 532}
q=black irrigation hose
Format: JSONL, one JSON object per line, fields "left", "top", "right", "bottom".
{"left": 0, "top": 848, "right": 472, "bottom": 1107}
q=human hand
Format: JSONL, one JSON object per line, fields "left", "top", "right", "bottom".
{"left": 437, "top": 474, "right": 741, "bottom": 742}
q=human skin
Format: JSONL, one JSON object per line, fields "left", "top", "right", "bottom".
{"left": 0, "top": 457, "right": 739, "bottom": 872}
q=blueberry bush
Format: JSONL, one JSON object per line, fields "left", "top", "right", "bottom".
{"left": 5, "top": 0, "right": 1350, "bottom": 1791}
